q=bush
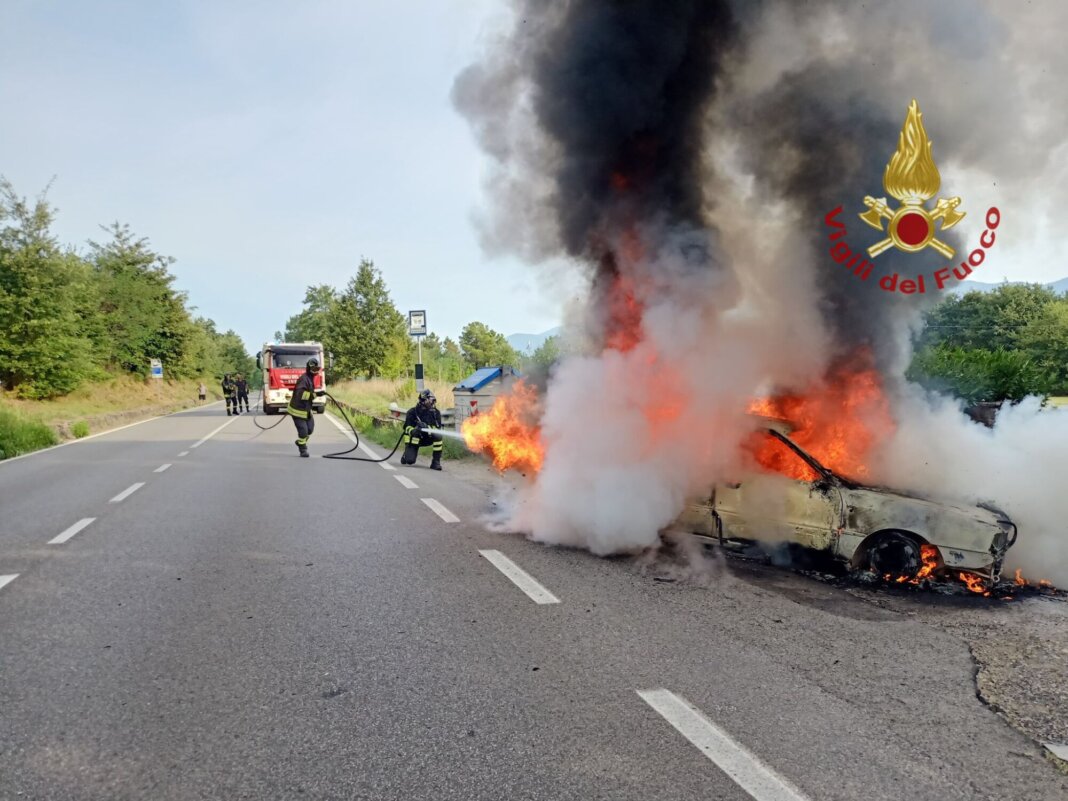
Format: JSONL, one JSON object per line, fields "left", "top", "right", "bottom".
{"left": 0, "top": 407, "right": 59, "bottom": 459}
{"left": 71, "top": 420, "right": 90, "bottom": 438}
{"left": 907, "top": 346, "right": 1051, "bottom": 404}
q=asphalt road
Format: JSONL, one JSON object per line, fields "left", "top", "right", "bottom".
{"left": 1, "top": 404, "right": 1065, "bottom": 800}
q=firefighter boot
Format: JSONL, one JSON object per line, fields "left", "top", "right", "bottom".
{"left": 400, "top": 443, "right": 419, "bottom": 465}
{"left": 430, "top": 451, "right": 442, "bottom": 471}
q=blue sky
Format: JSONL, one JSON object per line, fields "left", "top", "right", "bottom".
{"left": 0, "top": 1, "right": 573, "bottom": 353}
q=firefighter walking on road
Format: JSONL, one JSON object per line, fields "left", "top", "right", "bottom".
{"left": 222, "top": 374, "right": 238, "bottom": 416}
{"left": 235, "top": 373, "right": 250, "bottom": 413}
{"left": 287, "top": 358, "right": 323, "bottom": 457}
{"left": 400, "top": 389, "right": 443, "bottom": 470}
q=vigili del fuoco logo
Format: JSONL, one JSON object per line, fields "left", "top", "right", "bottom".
{"left": 825, "top": 99, "right": 1000, "bottom": 295}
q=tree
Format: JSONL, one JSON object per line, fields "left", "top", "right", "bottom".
{"left": 907, "top": 346, "right": 1050, "bottom": 404}
{"left": 0, "top": 180, "right": 97, "bottom": 397}
{"left": 89, "top": 222, "right": 196, "bottom": 378}
{"left": 1018, "top": 302, "right": 1068, "bottom": 394}
{"left": 920, "top": 284, "right": 1059, "bottom": 351}
{"left": 328, "top": 259, "right": 407, "bottom": 378}
{"left": 283, "top": 284, "right": 337, "bottom": 344}
{"left": 527, "top": 335, "right": 562, "bottom": 371}
{"left": 459, "top": 321, "right": 520, "bottom": 369}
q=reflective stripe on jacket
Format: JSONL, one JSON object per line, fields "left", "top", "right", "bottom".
{"left": 286, "top": 372, "right": 316, "bottom": 419}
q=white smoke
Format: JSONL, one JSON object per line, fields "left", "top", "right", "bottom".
{"left": 458, "top": 0, "right": 1068, "bottom": 586}
{"left": 873, "top": 393, "right": 1068, "bottom": 587}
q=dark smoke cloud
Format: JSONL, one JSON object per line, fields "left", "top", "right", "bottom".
{"left": 453, "top": 0, "right": 735, "bottom": 269}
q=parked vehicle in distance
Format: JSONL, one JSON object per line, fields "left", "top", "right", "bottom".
{"left": 257, "top": 341, "right": 326, "bottom": 416}
{"left": 675, "top": 417, "right": 1017, "bottom": 587}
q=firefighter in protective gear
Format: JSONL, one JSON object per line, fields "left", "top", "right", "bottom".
{"left": 400, "top": 389, "right": 443, "bottom": 470}
{"left": 222, "top": 374, "right": 238, "bottom": 416}
{"left": 287, "top": 358, "right": 323, "bottom": 457}
{"left": 235, "top": 374, "right": 250, "bottom": 413}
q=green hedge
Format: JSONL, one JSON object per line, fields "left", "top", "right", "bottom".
{"left": 0, "top": 408, "right": 59, "bottom": 459}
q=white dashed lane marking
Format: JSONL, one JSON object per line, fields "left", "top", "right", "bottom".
{"left": 109, "top": 483, "right": 145, "bottom": 503}
{"left": 323, "top": 413, "right": 396, "bottom": 470}
{"left": 0, "top": 574, "right": 18, "bottom": 592}
{"left": 154, "top": 463, "right": 172, "bottom": 473}
{"left": 48, "top": 518, "right": 96, "bottom": 545}
{"left": 421, "top": 498, "right": 459, "bottom": 523}
{"left": 637, "top": 689, "right": 811, "bottom": 801}
{"left": 394, "top": 475, "right": 418, "bottom": 489}
{"left": 190, "top": 416, "right": 239, "bottom": 449}
{"left": 478, "top": 550, "right": 560, "bottom": 605}
{"left": 178, "top": 451, "right": 190, "bottom": 457}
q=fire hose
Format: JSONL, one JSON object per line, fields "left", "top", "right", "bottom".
{"left": 250, "top": 387, "right": 446, "bottom": 463}
{"left": 250, "top": 388, "right": 288, "bottom": 431}
{"left": 318, "top": 390, "right": 405, "bottom": 461}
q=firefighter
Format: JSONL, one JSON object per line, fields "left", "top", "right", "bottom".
{"left": 235, "top": 373, "right": 250, "bottom": 413}
{"left": 400, "top": 389, "right": 443, "bottom": 470}
{"left": 221, "top": 374, "right": 238, "bottom": 416}
{"left": 287, "top": 358, "right": 323, "bottom": 457}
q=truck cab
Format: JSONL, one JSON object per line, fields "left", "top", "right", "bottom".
{"left": 257, "top": 341, "right": 326, "bottom": 415}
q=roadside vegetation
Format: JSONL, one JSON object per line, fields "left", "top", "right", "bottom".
{"left": 909, "top": 284, "right": 1068, "bottom": 403}
{"left": 0, "top": 178, "right": 252, "bottom": 458}
{"left": 281, "top": 263, "right": 560, "bottom": 386}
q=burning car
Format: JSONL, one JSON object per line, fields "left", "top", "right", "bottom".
{"left": 677, "top": 417, "right": 1017, "bottom": 588}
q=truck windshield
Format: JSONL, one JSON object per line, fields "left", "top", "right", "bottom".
{"left": 271, "top": 352, "right": 318, "bottom": 369}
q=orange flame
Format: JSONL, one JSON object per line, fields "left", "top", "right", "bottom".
{"left": 884, "top": 543, "right": 941, "bottom": 585}
{"left": 958, "top": 572, "right": 991, "bottom": 596}
{"left": 461, "top": 381, "right": 544, "bottom": 473}
{"left": 747, "top": 351, "right": 893, "bottom": 481}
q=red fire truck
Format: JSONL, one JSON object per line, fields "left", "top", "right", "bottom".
{"left": 257, "top": 341, "right": 327, "bottom": 415}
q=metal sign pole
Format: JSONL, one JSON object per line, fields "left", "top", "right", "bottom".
{"left": 408, "top": 310, "right": 427, "bottom": 392}
{"left": 416, "top": 336, "right": 424, "bottom": 392}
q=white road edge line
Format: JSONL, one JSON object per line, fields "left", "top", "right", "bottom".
{"left": 0, "top": 401, "right": 226, "bottom": 468}
{"left": 177, "top": 451, "right": 190, "bottom": 457}
{"left": 324, "top": 410, "right": 397, "bottom": 470}
{"left": 637, "top": 689, "right": 811, "bottom": 801}
{"left": 394, "top": 475, "right": 419, "bottom": 489}
{"left": 0, "top": 574, "right": 18, "bottom": 591}
{"left": 48, "top": 517, "right": 96, "bottom": 545}
{"left": 109, "top": 482, "right": 146, "bottom": 503}
{"left": 421, "top": 498, "right": 460, "bottom": 523}
{"left": 478, "top": 549, "right": 560, "bottom": 605}
{"left": 190, "top": 415, "right": 240, "bottom": 448}
{"left": 154, "top": 463, "right": 172, "bottom": 473}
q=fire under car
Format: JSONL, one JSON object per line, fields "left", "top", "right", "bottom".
{"left": 676, "top": 417, "right": 1017, "bottom": 587}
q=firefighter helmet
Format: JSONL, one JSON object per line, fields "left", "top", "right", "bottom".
{"left": 306, "top": 358, "right": 320, "bottom": 371}
{"left": 419, "top": 389, "right": 436, "bottom": 404}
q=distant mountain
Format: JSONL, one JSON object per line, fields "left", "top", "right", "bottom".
{"left": 949, "top": 278, "right": 1068, "bottom": 296}
{"left": 507, "top": 326, "right": 562, "bottom": 354}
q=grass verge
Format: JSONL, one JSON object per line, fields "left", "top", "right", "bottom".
{"left": 0, "top": 375, "right": 220, "bottom": 459}
{"left": 0, "top": 407, "right": 59, "bottom": 459}
{"left": 327, "top": 378, "right": 455, "bottom": 417}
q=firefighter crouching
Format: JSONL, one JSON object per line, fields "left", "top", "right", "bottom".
{"left": 222, "top": 374, "right": 239, "bottom": 416}
{"left": 400, "top": 389, "right": 443, "bottom": 470}
{"left": 287, "top": 358, "right": 324, "bottom": 457}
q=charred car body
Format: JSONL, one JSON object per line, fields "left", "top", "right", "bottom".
{"left": 678, "top": 418, "right": 1017, "bottom": 587}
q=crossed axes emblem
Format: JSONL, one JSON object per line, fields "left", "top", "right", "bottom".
{"left": 859, "top": 196, "right": 966, "bottom": 259}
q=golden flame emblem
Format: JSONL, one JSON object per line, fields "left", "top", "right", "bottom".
{"left": 859, "top": 100, "right": 965, "bottom": 259}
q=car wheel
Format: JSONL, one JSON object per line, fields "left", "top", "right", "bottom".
{"left": 867, "top": 531, "right": 922, "bottom": 580}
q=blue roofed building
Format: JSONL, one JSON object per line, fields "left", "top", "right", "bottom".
{"left": 453, "top": 366, "right": 522, "bottom": 426}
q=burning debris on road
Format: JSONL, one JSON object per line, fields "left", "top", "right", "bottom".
{"left": 453, "top": 0, "right": 1068, "bottom": 590}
